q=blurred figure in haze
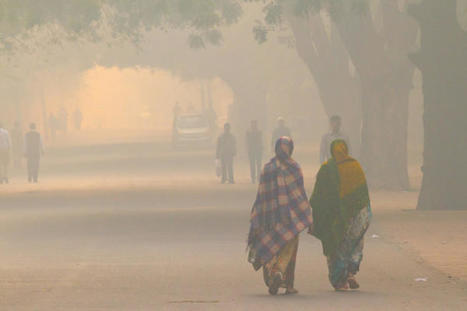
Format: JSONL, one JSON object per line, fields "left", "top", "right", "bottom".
{"left": 173, "top": 102, "right": 181, "bottom": 119}
{"left": 24, "top": 123, "right": 44, "bottom": 183}
{"left": 172, "top": 102, "right": 182, "bottom": 145}
{"left": 0, "top": 123, "right": 11, "bottom": 184}
{"left": 320, "top": 115, "right": 351, "bottom": 164}
{"left": 58, "top": 107, "right": 68, "bottom": 133}
{"left": 205, "top": 105, "right": 217, "bottom": 132}
{"left": 246, "top": 120, "right": 263, "bottom": 184}
{"left": 73, "top": 108, "right": 83, "bottom": 131}
{"left": 216, "top": 123, "right": 236, "bottom": 184}
{"left": 271, "top": 117, "right": 292, "bottom": 150}
{"left": 173, "top": 102, "right": 182, "bottom": 127}
{"left": 10, "top": 121, "right": 23, "bottom": 168}
{"left": 49, "top": 113, "right": 57, "bottom": 140}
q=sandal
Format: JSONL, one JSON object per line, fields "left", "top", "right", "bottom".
{"left": 268, "top": 272, "right": 282, "bottom": 296}
{"left": 285, "top": 288, "right": 299, "bottom": 295}
{"left": 347, "top": 276, "right": 360, "bottom": 289}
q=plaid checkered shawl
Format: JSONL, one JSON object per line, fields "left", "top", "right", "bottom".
{"left": 248, "top": 137, "right": 313, "bottom": 269}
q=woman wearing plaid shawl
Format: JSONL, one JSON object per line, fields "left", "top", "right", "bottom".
{"left": 310, "top": 139, "right": 372, "bottom": 291}
{"left": 248, "top": 136, "right": 313, "bottom": 295}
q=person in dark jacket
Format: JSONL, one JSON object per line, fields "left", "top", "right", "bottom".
{"left": 24, "top": 123, "right": 44, "bottom": 183}
{"left": 0, "top": 122, "right": 11, "bottom": 184}
{"left": 271, "top": 117, "right": 292, "bottom": 150}
{"left": 10, "top": 121, "right": 23, "bottom": 169}
{"left": 216, "top": 123, "right": 236, "bottom": 184}
{"left": 246, "top": 120, "right": 263, "bottom": 183}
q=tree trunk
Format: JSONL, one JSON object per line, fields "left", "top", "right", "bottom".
{"left": 334, "top": 3, "right": 416, "bottom": 189}
{"left": 360, "top": 76, "right": 411, "bottom": 189}
{"left": 287, "top": 13, "right": 362, "bottom": 154}
{"left": 409, "top": 0, "right": 467, "bottom": 210}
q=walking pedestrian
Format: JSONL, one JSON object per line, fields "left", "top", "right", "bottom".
{"left": 310, "top": 139, "right": 371, "bottom": 291}
{"left": 0, "top": 123, "right": 11, "bottom": 184}
{"left": 10, "top": 121, "right": 23, "bottom": 169}
{"left": 216, "top": 123, "right": 236, "bottom": 184}
{"left": 320, "top": 115, "right": 351, "bottom": 163}
{"left": 246, "top": 120, "right": 263, "bottom": 183}
{"left": 24, "top": 123, "right": 44, "bottom": 183}
{"left": 271, "top": 117, "right": 291, "bottom": 150}
{"left": 248, "top": 137, "right": 313, "bottom": 295}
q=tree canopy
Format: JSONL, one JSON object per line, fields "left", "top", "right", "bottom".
{"left": 0, "top": 0, "right": 243, "bottom": 52}
{"left": 248, "top": 0, "right": 370, "bottom": 43}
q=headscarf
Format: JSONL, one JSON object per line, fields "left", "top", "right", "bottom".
{"left": 310, "top": 139, "right": 370, "bottom": 257}
{"left": 275, "top": 136, "right": 294, "bottom": 161}
{"left": 247, "top": 137, "right": 313, "bottom": 269}
{"left": 330, "top": 139, "right": 349, "bottom": 163}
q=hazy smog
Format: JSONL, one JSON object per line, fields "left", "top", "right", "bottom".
{"left": 0, "top": 1, "right": 466, "bottom": 310}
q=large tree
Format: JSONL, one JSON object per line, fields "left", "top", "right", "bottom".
{"left": 255, "top": 0, "right": 467, "bottom": 207}
{"left": 253, "top": 0, "right": 418, "bottom": 189}
{"left": 285, "top": 9, "right": 362, "bottom": 154}
{"left": 332, "top": 1, "right": 417, "bottom": 190}
{"left": 409, "top": 0, "right": 467, "bottom": 210}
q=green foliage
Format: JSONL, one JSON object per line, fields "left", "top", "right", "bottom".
{"left": 253, "top": 22, "right": 268, "bottom": 44}
{"left": 292, "top": 0, "right": 321, "bottom": 17}
{"left": 264, "top": 2, "right": 283, "bottom": 25}
{"left": 0, "top": 0, "right": 243, "bottom": 52}
{"left": 0, "top": 0, "right": 101, "bottom": 36}
{"left": 205, "top": 29, "right": 223, "bottom": 45}
{"left": 247, "top": 0, "right": 369, "bottom": 43}
{"left": 188, "top": 33, "right": 205, "bottom": 49}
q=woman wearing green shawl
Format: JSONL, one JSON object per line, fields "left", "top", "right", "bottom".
{"left": 310, "top": 139, "right": 372, "bottom": 290}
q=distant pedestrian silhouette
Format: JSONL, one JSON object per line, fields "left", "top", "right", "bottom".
{"left": 271, "top": 117, "right": 291, "bottom": 150}
{"left": 216, "top": 123, "right": 236, "bottom": 184}
{"left": 10, "top": 121, "right": 23, "bottom": 169}
{"left": 73, "top": 108, "right": 83, "bottom": 131}
{"left": 320, "top": 115, "right": 351, "bottom": 164}
{"left": 24, "top": 123, "right": 44, "bottom": 183}
{"left": 0, "top": 123, "right": 11, "bottom": 184}
{"left": 246, "top": 120, "right": 263, "bottom": 184}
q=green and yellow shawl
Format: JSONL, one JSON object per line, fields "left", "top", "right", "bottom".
{"left": 310, "top": 140, "right": 370, "bottom": 257}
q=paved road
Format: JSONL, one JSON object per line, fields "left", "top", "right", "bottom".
{"left": 1, "top": 143, "right": 466, "bottom": 310}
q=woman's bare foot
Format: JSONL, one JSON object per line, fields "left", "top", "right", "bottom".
{"left": 285, "top": 288, "right": 299, "bottom": 295}
{"left": 334, "top": 282, "right": 349, "bottom": 291}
